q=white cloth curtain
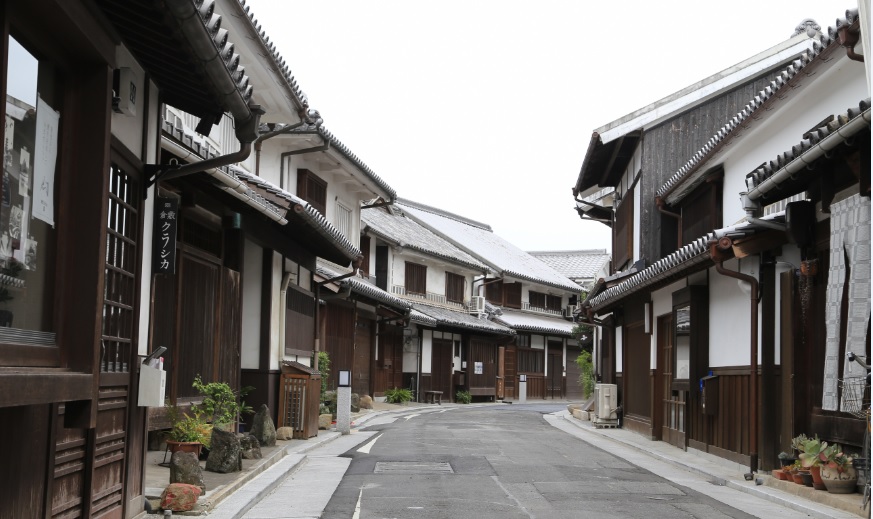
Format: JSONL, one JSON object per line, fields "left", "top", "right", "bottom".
{"left": 822, "top": 193, "right": 870, "bottom": 412}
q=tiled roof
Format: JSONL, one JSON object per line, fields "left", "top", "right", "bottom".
{"left": 224, "top": 165, "right": 361, "bottom": 261}
{"left": 396, "top": 199, "right": 582, "bottom": 293}
{"left": 409, "top": 309, "right": 437, "bottom": 327}
{"left": 745, "top": 99, "right": 871, "bottom": 200}
{"left": 527, "top": 250, "right": 610, "bottom": 281}
{"left": 411, "top": 303, "right": 514, "bottom": 335}
{"left": 236, "top": 0, "right": 319, "bottom": 124}
{"left": 493, "top": 310, "right": 577, "bottom": 337}
{"left": 586, "top": 213, "right": 787, "bottom": 311}
{"left": 655, "top": 11, "right": 856, "bottom": 204}
{"left": 288, "top": 123, "right": 396, "bottom": 202}
{"left": 362, "top": 209, "right": 489, "bottom": 272}
{"left": 316, "top": 261, "right": 410, "bottom": 310}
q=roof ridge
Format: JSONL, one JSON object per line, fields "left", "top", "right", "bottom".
{"left": 396, "top": 198, "right": 493, "bottom": 231}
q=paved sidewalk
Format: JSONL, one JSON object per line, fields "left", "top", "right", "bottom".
{"left": 552, "top": 411, "right": 868, "bottom": 519}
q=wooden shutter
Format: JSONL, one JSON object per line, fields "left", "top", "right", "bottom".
{"left": 445, "top": 272, "right": 465, "bottom": 303}
{"left": 485, "top": 279, "right": 502, "bottom": 303}
{"left": 613, "top": 185, "right": 634, "bottom": 271}
{"left": 529, "top": 291, "right": 546, "bottom": 310}
{"left": 405, "top": 262, "right": 427, "bottom": 296}
{"left": 546, "top": 295, "right": 562, "bottom": 312}
{"left": 504, "top": 282, "right": 522, "bottom": 309}
{"left": 359, "top": 236, "right": 371, "bottom": 277}
{"left": 681, "top": 181, "right": 721, "bottom": 246}
{"left": 297, "top": 169, "right": 327, "bottom": 216}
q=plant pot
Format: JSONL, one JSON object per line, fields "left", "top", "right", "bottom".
{"left": 820, "top": 465, "right": 857, "bottom": 494}
{"left": 779, "top": 457, "right": 797, "bottom": 468}
{"left": 809, "top": 466, "right": 827, "bottom": 490}
{"left": 772, "top": 470, "right": 785, "bottom": 481}
{"left": 799, "top": 471, "right": 814, "bottom": 487}
{"left": 792, "top": 472, "right": 805, "bottom": 484}
{"left": 166, "top": 440, "right": 203, "bottom": 458}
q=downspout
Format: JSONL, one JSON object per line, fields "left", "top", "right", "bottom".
{"left": 655, "top": 196, "right": 682, "bottom": 247}
{"left": 710, "top": 237, "right": 760, "bottom": 474}
{"left": 254, "top": 121, "right": 307, "bottom": 177}
{"left": 313, "top": 256, "right": 364, "bottom": 370}
{"left": 277, "top": 272, "right": 295, "bottom": 369}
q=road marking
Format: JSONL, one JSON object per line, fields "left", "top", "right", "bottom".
{"left": 352, "top": 487, "right": 363, "bottom": 519}
{"left": 357, "top": 433, "right": 382, "bottom": 454}
{"left": 403, "top": 413, "right": 420, "bottom": 421}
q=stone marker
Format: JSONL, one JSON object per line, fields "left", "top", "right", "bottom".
{"left": 238, "top": 433, "right": 262, "bottom": 459}
{"left": 160, "top": 483, "right": 202, "bottom": 512}
{"left": 351, "top": 392, "right": 360, "bottom": 413}
{"left": 276, "top": 426, "right": 294, "bottom": 440}
{"left": 359, "top": 395, "right": 373, "bottom": 409}
{"left": 169, "top": 451, "right": 205, "bottom": 494}
{"left": 319, "top": 413, "right": 333, "bottom": 430}
{"left": 251, "top": 404, "right": 277, "bottom": 446}
{"left": 205, "top": 428, "right": 242, "bottom": 473}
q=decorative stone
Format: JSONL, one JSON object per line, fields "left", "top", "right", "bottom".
{"left": 205, "top": 428, "right": 242, "bottom": 473}
{"left": 160, "top": 483, "right": 202, "bottom": 512}
{"left": 238, "top": 433, "right": 262, "bottom": 459}
{"left": 319, "top": 413, "right": 333, "bottom": 430}
{"left": 169, "top": 451, "right": 205, "bottom": 494}
{"left": 351, "top": 392, "right": 360, "bottom": 413}
{"left": 251, "top": 404, "right": 277, "bottom": 446}
{"left": 276, "top": 427, "right": 294, "bottom": 440}
{"left": 359, "top": 395, "right": 373, "bottom": 409}
{"left": 323, "top": 390, "right": 337, "bottom": 415}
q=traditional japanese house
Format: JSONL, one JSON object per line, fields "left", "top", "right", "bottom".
{"left": 395, "top": 199, "right": 583, "bottom": 400}
{"left": 575, "top": 12, "right": 870, "bottom": 472}
{"left": 360, "top": 205, "right": 517, "bottom": 401}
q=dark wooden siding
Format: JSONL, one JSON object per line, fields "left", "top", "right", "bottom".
{"left": 640, "top": 70, "right": 789, "bottom": 263}
{"left": 467, "top": 337, "right": 496, "bottom": 397}
{"left": 373, "top": 323, "right": 403, "bottom": 396}
{"left": 613, "top": 185, "right": 634, "bottom": 271}
{"left": 296, "top": 169, "right": 327, "bottom": 216}
{"left": 504, "top": 345, "right": 517, "bottom": 399}
{"left": 359, "top": 236, "right": 371, "bottom": 278}
{"left": 504, "top": 282, "right": 521, "bottom": 309}
{"left": 324, "top": 303, "right": 355, "bottom": 389}
{"left": 177, "top": 254, "right": 219, "bottom": 399}
{"left": 623, "top": 322, "right": 650, "bottom": 423}
{"left": 430, "top": 338, "right": 453, "bottom": 397}
{"left": 285, "top": 286, "right": 315, "bottom": 357}
{"left": 353, "top": 315, "right": 373, "bottom": 396}
{"left": 565, "top": 345, "right": 584, "bottom": 400}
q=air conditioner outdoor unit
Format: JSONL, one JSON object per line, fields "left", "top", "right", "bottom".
{"left": 468, "top": 296, "right": 485, "bottom": 315}
{"left": 592, "top": 383, "right": 619, "bottom": 428}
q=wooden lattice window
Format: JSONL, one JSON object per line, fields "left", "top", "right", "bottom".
{"left": 102, "top": 163, "right": 140, "bottom": 372}
{"left": 297, "top": 168, "right": 327, "bottom": 216}
{"left": 546, "top": 294, "right": 562, "bottom": 312}
{"left": 405, "top": 262, "right": 427, "bottom": 296}
{"left": 445, "top": 272, "right": 465, "bottom": 304}
{"left": 681, "top": 180, "right": 722, "bottom": 246}
{"left": 485, "top": 279, "right": 502, "bottom": 303}
{"left": 504, "top": 282, "right": 522, "bottom": 309}
{"left": 517, "top": 348, "right": 544, "bottom": 373}
{"left": 529, "top": 291, "right": 546, "bottom": 310}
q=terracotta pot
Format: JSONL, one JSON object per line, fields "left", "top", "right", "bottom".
{"left": 166, "top": 440, "right": 203, "bottom": 457}
{"left": 809, "top": 466, "right": 827, "bottom": 490}
{"left": 773, "top": 470, "right": 787, "bottom": 481}
{"left": 820, "top": 465, "right": 857, "bottom": 494}
{"left": 792, "top": 472, "right": 805, "bottom": 484}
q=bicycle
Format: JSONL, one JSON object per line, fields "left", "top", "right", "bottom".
{"left": 843, "top": 351, "right": 870, "bottom": 512}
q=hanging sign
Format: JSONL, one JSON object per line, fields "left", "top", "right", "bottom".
{"left": 153, "top": 197, "right": 178, "bottom": 274}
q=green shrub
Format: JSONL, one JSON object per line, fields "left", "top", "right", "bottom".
{"left": 384, "top": 387, "right": 413, "bottom": 404}
{"left": 575, "top": 351, "right": 595, "bottom": 399}
{"left": 455, "top": 390, "right": 472, "bottom": 404}
{"left": 191, "top": 375, "right": 253, "bottom": 428}
{"left": 317, "top": 351, "right": 330, "bottom": 397}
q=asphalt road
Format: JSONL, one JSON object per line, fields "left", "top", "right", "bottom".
{"left": 319, "top": 403, "right": 757, "bottom": 519}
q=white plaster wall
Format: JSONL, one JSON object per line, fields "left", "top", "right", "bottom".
{"left": 135, "top": 80, "right": 160, "bottom": 355}
{"left": 531, "top": 335, "right": 545, "bottom": 349}
{"left": 110, "top": 47, "right": 146, "bottom": 158}
{"left": 720, "top": 59, "right": 869, "bottom": 224}
{"left": 709, "top": 260, "right": 759, "bottom": 367}
{"left": 421, "top": 329, "right": 433, "bottom": 373}
{"left": 241, "top": 239, "right": 262, "bottom": 370}
{"left": 615, "top": 325, "right": 623, "bottom": 373}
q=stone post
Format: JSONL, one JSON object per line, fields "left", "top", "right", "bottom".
{"left": 337, "top": 385, "right": 351, "bottom": 435}
{"left": 518, "top": 376, "right": 527, "bottom": 404}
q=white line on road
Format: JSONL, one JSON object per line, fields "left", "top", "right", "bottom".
{"left": 403, "top": 413, "right": 420, "bottom": 421}
{"left": 357, "top": 433, "right": 382, "bottom": 454}
{"left": 352, "top": 487, "right": 363, "bottom": 519}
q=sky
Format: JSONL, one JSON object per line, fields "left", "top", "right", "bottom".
{"left": 245, "top": 0, "right": 854, "bottom": 253}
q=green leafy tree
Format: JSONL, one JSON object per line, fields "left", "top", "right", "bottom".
{"left": 317, "top": 351, "right": 330, "bottom": 397}
{"left": 575, "top": 351, "right": 595, "bottom": 399}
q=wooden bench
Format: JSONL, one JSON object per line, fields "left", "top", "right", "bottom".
{"left": 423, "top": 390, "right": 443, "bottom": 405}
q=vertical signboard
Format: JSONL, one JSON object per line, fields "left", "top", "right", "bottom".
{"left": 154, "top": 197, "right": 178, "bottom": 274}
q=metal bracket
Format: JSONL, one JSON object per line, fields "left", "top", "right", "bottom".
{"left": 143, "top": 160, "right": 181, "bottom": 199}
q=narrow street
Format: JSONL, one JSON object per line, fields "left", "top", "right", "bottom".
{"left": 241, "top": 404, "right": 806, "bottom": 519}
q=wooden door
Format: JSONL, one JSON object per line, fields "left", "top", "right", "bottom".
{"left": 176, "top": 254, "right": 220, "bottom": 398}
{"left": 660, "top": 313, "right": 686, "bottom": 450}
{"left": 652, "top": 315, "right": 668, "bottom": 440}
{"left": 373, "top": 324, "right": 403, "bottom": 396}
{"left": 504, "top": 345, "right": 517, "bottom": 399}
{"left": 431, "top": 338, "right": 453, "bottom": 397}
{"left": 353, "top": 315, "right": 372, "bottom": 396}
{"left": 547, "top": 349, "right": 563, "bottom": 399}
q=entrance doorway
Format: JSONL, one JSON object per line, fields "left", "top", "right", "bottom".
{"left": 659, "top": 313, "right": 686, "bottom": 449}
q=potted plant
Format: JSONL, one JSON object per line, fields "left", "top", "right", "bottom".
{"left": 191, "top": 375, "right": 254, "bottom": 432}
{"left": 790, "top": 433, "right": 808, "bottom": 457}
{"left": 791, "top": 460, "right": 806, "bottom": 485}
{"left": 797, "top": 436, "right": 827, "bottom": 490}
{"left": 778, "top": 451, "right": 796, "bottom": 469}
{"left": 165, "top": 402, "right": 211, "bottom": 457}
{"left": 819, "top": 444, "right": 857, "bottom": 494}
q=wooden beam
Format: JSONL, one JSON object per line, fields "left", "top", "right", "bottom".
{"left": 0, "top": 372, "right": 93, "bottom": 408}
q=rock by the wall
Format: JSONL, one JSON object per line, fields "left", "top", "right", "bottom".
{"left": 251, "top": 404, "right": 277, "bottom": 447}
{"left": 169, "top": 451, "right": 205, "bottom": 494}
{"left": 160, "top": 483, "right": 202, "bottom": 512}
{"left": 205, "top": 428, "right": 242, "bottom": 473}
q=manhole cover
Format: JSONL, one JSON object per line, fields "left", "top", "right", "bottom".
{"left": 374, "top": 462, "right": 454, "bottom": 475}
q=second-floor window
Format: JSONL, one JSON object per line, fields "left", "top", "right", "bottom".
{"left": 445, "top": 272, "right": 465, "bottom": 304}
{"left": 529, "top": 291, "right": 561, "bottom": 312}
{"left": 405, "top": 262, "right": 427, "bottom": 297}
{"left": 359, "top": 236, "right": 371, "bottom": 277}
{"left": 297, "top": 168, "right": 327, "bottom": 216}
{"left": 681, "top": 180, "right": 722, "bottom": 247}
{"left": 335, "top": 201, "right": 353, "bottom": 242}
{"left": 486, "top": 280, "right": 521, "bottom": 309}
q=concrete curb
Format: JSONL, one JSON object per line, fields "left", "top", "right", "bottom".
{"left": 556, "top": 411, "right": 864, "bottom": 519}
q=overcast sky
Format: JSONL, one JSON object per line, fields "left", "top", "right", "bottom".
{"left": 245, "top": 0, "right": 853, "bottom": 253}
